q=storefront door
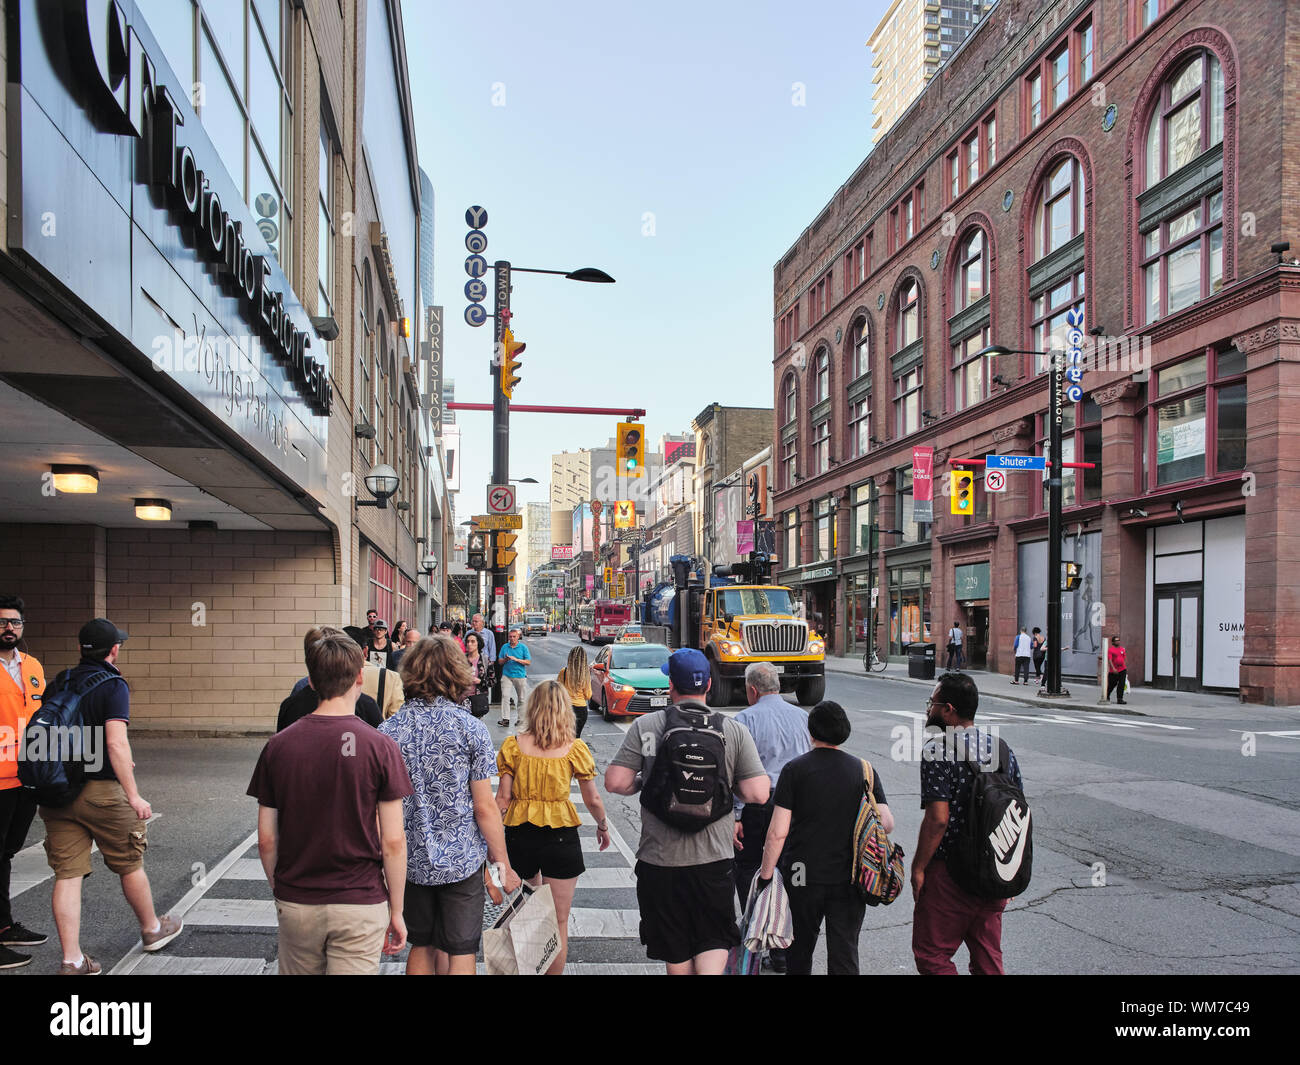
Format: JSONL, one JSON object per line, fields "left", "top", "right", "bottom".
{"left": 969, "top": 606, "right": 989, "bottom": 669}
{"left": 804, "top": 582, "right": 837, "bottom": 656}
{"left": 1154, "top": 584, "right": 1201, "bottom": 691}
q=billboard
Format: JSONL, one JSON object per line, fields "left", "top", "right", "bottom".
{"left": 551, "top": 544, "right": 574, "bottom": 561}
{"left": 571, "top": 503, "right": 593, "bottom": 553}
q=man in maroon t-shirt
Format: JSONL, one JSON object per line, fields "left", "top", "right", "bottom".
{"left": 247, "top": 630, "right": 413, "bottom": 975}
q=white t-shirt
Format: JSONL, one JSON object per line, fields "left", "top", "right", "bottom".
{"left": 949, "top": 627, "right": 963, "bottom": 646}
{"left": 1014, "top": 633, "right": 1033, "bottom": 657}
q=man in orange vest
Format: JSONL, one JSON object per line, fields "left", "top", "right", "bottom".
{"left": 0, "top": 595, "right": 47, "bottom": 969}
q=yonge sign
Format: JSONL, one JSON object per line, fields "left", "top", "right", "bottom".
{"left": 67, "top": 0, "right": 331, "bottom": 417}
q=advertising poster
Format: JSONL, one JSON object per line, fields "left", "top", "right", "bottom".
{"left": 912, "top": 445, "right": 934, "bottom": 523}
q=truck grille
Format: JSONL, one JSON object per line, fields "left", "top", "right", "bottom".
{"left": 743, "top": 621, "right": 808, "bottom": 655}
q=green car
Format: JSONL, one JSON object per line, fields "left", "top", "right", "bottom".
{"left": 592, "top": 642, "right": 672, "bottom": 720}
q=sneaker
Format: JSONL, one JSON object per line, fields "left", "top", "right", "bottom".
{"left": 141, "top": 914, "right": 183, "bottom": 952}
{"left": 0, "top": 944, "right": 32, "bottom": 969}
{"left": 769, "top": 948, "right": 788, "bottom": 974}
{"left": 58, "top": 955, "right": 101, "bottom": 975}
{"left": 497, "top": 718, "right": 510, "bottom": 727}
{"left": 0, "top": 922, "right": 47, "bottom": 946}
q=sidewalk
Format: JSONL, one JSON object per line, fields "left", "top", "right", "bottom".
{"left": 824, "top": 655, "right": 1300, "bottom": 720}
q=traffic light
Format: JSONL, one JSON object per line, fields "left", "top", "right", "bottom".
{"left": 617, "top": 422, "right": 645, "bottom": 477}
{"left": 500, "top": 328, "right": 525, "bottom": 398}
{"left": 467, "top": 532, "right": 486, "bottom": 570}
{"left": 950, "top": 470, "right": 974, "bottom": 515}
{"left": 1063, "top": 561, "right": 1082, "bottom": 591}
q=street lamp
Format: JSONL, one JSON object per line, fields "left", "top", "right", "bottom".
{"left": 420, "top": 552, "right": 439, "bottom": 576}
{"left": 975, "top": 343, "right": 1069, "bottom": 697}
{"left": 356, "top": 464, "right": 400, "bottom": 509}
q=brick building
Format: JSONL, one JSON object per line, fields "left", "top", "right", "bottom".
{"left": 0, "top": 0, "right": 447, "bottom": 728}
{"left": 773, "top": 0, "right": 1298, "bottom": 702}
{"left": 693, "top": 405, "right": 774, "bottom": 570}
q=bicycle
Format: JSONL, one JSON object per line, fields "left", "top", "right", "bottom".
{"left": 862, "top": 644, "right": 888, "bottom": 673}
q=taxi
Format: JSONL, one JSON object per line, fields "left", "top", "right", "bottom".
{"left": 591, "top": 641, "right": 671, "bottom": 721}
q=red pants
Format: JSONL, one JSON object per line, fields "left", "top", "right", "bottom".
{"left": 912, "top": 860, "right": 1008, "bottom": 975}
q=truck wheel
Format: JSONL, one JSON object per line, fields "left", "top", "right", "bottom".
{"left": 707, "top": 657, "right": 733, "bottom": 708}
{"left": 796, "top": 675, "right": 826, "bottom": 706}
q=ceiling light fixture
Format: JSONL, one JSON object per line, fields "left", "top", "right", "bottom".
{"left": 134, "top": 498, "right": 172, "bottom": 521}
{"left": 51, "top": 464, "right": 99, "bottom": 494}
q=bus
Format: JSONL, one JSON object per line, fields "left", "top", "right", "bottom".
{"left": 577, "top": 599, "right": 631, "bottom": 644}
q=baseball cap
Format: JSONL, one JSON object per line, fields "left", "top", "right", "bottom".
{"left": 79, "top": 617, "right": 128, "bottom": 652}
{"left": 373, "top": 619, "right": 388, "bottom": 630}
{"left": 661, "top": 648, "right": 711, "bottom": 694}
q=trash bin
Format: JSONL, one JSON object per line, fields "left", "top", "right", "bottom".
{"left": 908, "top": 642, "right": 936, "bottom": 680}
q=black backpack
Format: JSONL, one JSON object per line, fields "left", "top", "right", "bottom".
{"left": 945, "top": 736, "right": 1033, "bottom": 900}
{"left": 18, "top": 668, "right": 120, "bottom": 807}
{"left": 640, "top": 704, "right": 731, "bottom": 831}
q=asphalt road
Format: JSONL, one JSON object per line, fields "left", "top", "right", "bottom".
{"left": 5, "top": 631, "right": 1298, "bottom": 975}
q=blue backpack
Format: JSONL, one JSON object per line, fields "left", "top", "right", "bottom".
{"left": 18, "top": 669, "right": 120, "bottom": 807}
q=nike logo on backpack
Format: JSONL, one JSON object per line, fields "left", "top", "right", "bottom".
{"left": 990, "top": 803, "right": 1030, "bottom": 880}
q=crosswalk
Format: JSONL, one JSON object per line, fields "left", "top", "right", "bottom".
{"left": 110, "top": 778, "right": 654, "bottom": 976}
{"left": 876, "top": 708, "right": 1196, "bottom": 732}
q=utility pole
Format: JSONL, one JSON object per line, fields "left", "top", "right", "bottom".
{"left": 488, "top": 260, "right": 511, "bottom": 699}
{"left": 1044, "top": 346, "right": 1069, "bottom": 697}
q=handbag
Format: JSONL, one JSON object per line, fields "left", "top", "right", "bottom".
{"left": 483, "top": 883, "right": 561, "bottom": 976}
{"left": 852, "top": 760, "right": 905, "bottom": 906}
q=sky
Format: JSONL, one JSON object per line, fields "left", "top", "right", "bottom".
{"left": 402, "top": 0, "right": 890, "bottom": 517}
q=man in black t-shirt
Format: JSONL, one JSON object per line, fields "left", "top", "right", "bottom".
{"left": 278, "top": 626, "right": 382, "bottom": 731}
{"left": 757, "top": 701, "right": 894, "bottom": 976}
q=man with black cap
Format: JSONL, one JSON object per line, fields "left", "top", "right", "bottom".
{"left": 37, "top": 618, "right": 182, "bottom": 974}
{"left": 605, "top": 648, "right": 769, "bottom": 975}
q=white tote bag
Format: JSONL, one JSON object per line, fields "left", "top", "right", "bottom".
{"left": 483, "top": 884, "right": 560, "bottom": 976}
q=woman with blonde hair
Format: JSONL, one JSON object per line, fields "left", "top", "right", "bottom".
{"left": 556, "top": 644, "right": 596, "bottom": 738}
{"left": 495, "top": 680, "right": 610, "bottom": 975}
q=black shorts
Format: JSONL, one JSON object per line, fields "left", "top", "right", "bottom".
{"left": 403, "top": 870, "right": 485, "bottom": 955}
{"left": 505, "top": 823, "right": 585, "bottom": 880}
{"left": 635, "top": 859, "right": 740, "bottom": 964}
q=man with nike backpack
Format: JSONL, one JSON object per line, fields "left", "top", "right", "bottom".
{"left": 606, "top": 648, "right": 769, "bottom": 975}
{"left": 911, "top": 672, "right": 1030, "bottom": 975}
{"left": 25, "top": 619, "right": 182, "bottom": 974}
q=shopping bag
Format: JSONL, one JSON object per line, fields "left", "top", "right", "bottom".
{"left": 482, "top": 883, "right": 560, "bottom": 975}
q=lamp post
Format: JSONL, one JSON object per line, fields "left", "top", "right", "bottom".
{"left": 486, "top": 261, "right": 614, "bottom": 662}
{"left": 974, "top": 344, "right": 1070, "bottom": 696}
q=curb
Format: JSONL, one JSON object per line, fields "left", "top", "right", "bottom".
{"left": 824, "top": 660, "right": 1147, "bottom": 717}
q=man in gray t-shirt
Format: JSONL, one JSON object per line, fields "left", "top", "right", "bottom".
{"left": 606, "top": 649, "right": 769, "bottom": 975}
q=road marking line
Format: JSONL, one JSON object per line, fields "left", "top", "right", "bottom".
{"left": 126, "top": 955, "right": 268, "bottom": 975}
{"left": 111, "top": 824, "right": 257, "bottom": 975}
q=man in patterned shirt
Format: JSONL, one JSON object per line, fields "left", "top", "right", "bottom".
{"left": 380, "top": 636, "right": 520, "bottom": 975}
{"left": 911, "top": 671, "right": 1023, "bottom": 975}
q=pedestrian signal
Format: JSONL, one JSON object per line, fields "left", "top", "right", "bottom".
{"left": 617, "top": 422, "right": 645, "bottom": 477}
{"left": 500, "top": 328, "right": 525, "bottom": 398}
{"left": 950, "top": 471, "right": 974, "bottom": 515}
{"left": 468, "top": 533, "right": 487, "bottom": 570}
{"left": 1062, "top": 560, "right": 1082, "bottom": 591}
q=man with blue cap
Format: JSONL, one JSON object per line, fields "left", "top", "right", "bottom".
{"left": 606, "top": 648, "right": 769, "bottom": 975}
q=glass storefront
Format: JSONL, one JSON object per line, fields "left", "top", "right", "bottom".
{"left": 847, "top": 572, "right": 879, "bottom": 654}
{"left": 888, "top": 564, "right": 931, "bottom": 655}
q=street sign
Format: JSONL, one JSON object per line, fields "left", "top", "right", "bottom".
{"left": 985, "top": 469, "right": 1008, "bottom": 492}
{"left": 472, "top": 514, "right": 523, "bottom": 530}
{"left": 465, "top": 304, "right": 487, "bottom": 327}
{"left": 487, "top": 484, "right": 516, "bottom": 514}
{"left": 551, "top": 544, "right": 574, "bottom": 561}
{"left": 615, "top": 574, "right": 626, "bottom": 596}
{"left": 986, "top": 454, "right": 1047, "bottom": 471}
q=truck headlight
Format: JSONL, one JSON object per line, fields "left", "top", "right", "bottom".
{"left": 720, "top": 641, "right": 743, "bottom": 656}
{"left": 808, "top": 639, "right": 825, "bottom": 654}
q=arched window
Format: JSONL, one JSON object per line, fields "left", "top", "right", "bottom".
{"left": 955, "top": 229, "right": 987, "bottom": 310}
{"left": 892, "top": 278, "right": 923, "bottom": 437}
{"left": 846, "top": 317, "right": 872, "bottom": 458}
{"left": 849, "top": 317, "right": 870, "bottom": 381}
{"left": 358, "top": 262, "right": 374, "bottom": 449}
{"left": 951, "top": 228, "right": 991, "bottom": 410}
{"left": 780, "top": 373, "right": 798, "bottom": 489}
{"left": 1030, "top": 156, "right": 1086, "bottom": 374}
{"left": 1140, "top": 50, "right": 1225, "bottom": 323}
{"left": 897, "top": 279, "right": 920, "bottom": 348}
{"left": 812, "top": 348, "right": 829, "bottom": 403}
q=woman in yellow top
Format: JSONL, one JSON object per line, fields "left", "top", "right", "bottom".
{"left": 496, "top": 680, "right": 610, "bottom": 975}
{"left": 556, "top": 645, "right": 594, "bottom": 737}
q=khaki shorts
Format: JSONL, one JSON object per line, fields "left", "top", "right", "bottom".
{"left": 275, "top": 900, "right": 389, "bottom": 975}
{"left": 40, "top": 780, "right": 148, "bottom": 879}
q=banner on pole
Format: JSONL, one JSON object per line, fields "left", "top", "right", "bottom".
{"left": 912, "top": 445, "right": 934, "bottom": 523}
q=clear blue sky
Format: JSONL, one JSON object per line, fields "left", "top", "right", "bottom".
{"left": 402, "top": 0, "right": 889, "bottom": 515}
